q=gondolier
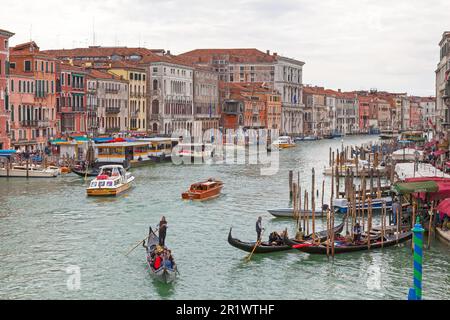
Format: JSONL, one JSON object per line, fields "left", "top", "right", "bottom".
{"left": 256, "top": 216, "right": 264, "bottom": 242}
{"left": 159, "top": 216, "right": 168, "bottom": 246}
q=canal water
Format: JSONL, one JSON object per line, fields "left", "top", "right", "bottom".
{"left": 0, "top": 135, "right": 449, "bottom": 300}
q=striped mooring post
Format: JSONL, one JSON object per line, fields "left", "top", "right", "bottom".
{"left": 408, "top": 216, "right": 424, "bottom": 300}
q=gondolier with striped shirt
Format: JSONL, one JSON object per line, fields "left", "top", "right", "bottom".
{"left": 256, "top": 216, "right": 264, "bottom": 242}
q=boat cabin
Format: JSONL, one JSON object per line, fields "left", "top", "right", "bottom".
{"left": 95, "top": 141, "right": 151, "bottom": 164}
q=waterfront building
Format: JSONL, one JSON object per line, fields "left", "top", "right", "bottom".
{"left": 138, "top": 53, "right": 194, "bottom": 135}
{"left": 335, "top": 91, "right": 358, "bottom": 134}
{"left": 420, "top": 97, "right": 437, "bottom": 130}
{"left": 409, "top": 97, "right": 423, "bottom": 130}
{"left": 192, "top": 67, "right": 220, "bottom": 136}
{"left": 0, "top": 28, "right": 14, "bottom": 149}
{"left": 108, "top": 61, "right": 147, "bottom": 133}
{"left": 219, "top": 82, "right": 280, "bottom": 131}
{"left": 87, "top": 68, "right": 129, "bottom": 136}
{"left": 375, "top": 97, "right": 392, "bottom": 131}
{"left": 9, "top": 42, "right": 57, "bottom": 151}
{"left": 435, "top": 31, "right": 450, "bottom": 131}
{"left": 57, "top": 63, "right": 87, "bottom": 135}
{"left": 303, "top": 86, "right": 330, "bottom": 136}
{"left": 178, "top": 49, "right": 305, "bottom": 136}
{"left": 357, "top": 96, "right": 372, "bottom": 134}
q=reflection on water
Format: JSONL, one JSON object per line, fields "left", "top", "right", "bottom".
{"left": 0, "top": 135, "right": 449, "bottom": 300}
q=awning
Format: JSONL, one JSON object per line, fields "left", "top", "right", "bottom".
{"left": 393, "top": 181, "right": 439, "bottom": 194}
{"left": 436, "top": 198, "right": 450, "bottom": 219}
{"left": 433, "top": 150, "right": 447, "bottom": 156}
{"left": 424, "top": 140, "right": 437, "bottom": 148}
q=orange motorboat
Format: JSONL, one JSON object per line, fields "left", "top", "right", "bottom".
{"left": 182, "top": 178, "right": 224, "bottom": 201}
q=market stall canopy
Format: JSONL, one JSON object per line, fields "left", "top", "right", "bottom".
{"left": 393, "top": 181, "right": 439, "bottom": 194}
{"left": 432, "top": 150, "right": 446, "bottom": 156}
{"left": 424, "top": 140, "right": 437, "bottom": 148}
{"left": 436, "top": 198, "right": 450, "bottom": 219}
{"left": 0, "top": 150, "right": 16, "bottom": 158}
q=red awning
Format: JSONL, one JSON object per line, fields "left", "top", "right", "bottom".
{"left": 433, "top": 150, "right": 446, "bottom": 156}
{"left": 424, "top": 140, "right": 437, "bottom": 148}
{"left": 405, "top": 177, "right": 450, "bottom": 183}
{"left": 436, "top": 198, "right": 450, "bottom": 219}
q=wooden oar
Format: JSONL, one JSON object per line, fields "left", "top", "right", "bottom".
{"left": 125, "top": 227, "right": 160, "bottom": 256}
{"left": 125, "top": 236, "right": 148, "bottom": 256}
{"left": 245, "top": 229, "right": 265, "bottom": 262}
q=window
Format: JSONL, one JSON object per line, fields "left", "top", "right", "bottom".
{"left": 45, "top": 62, "right": 48, "bottom": 73}
{"left": 9, "top": 62, "right": 15, "bottom": 69}
{"left": 61, "top": 73, "right": 65, "bottom": 85}
{"left": 153, "top": 67, "right": 158, "bottom": 73}
{"left": 130, "top": 72, "right": 134, "bottom": 80}
{"left": 10, "top": 79, "right": 14, "bottom": 92}
{"left": 24, "top": 61, "right": 32, "bottom": 72}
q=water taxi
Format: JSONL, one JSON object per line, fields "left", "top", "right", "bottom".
{"left": 86, "top": 165, "right": 135, "bottom": 196}
{"left": 182, "top": 178, "right": 223, "bottom": 201}
{"left": 272, "top": 136, "right": 296, "bottom": 149}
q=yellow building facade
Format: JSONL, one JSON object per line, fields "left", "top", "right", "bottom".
{"left": 108, "top": 63, "right": 147, "bottom": 133}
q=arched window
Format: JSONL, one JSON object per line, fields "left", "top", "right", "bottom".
{"left": 153, "top": 79, "right": 158, "bottom": 90}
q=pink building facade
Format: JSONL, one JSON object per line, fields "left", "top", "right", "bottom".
{"left": 0, "top": 28, "right": 14, "bottom": 149}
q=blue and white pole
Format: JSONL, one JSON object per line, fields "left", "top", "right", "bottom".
{"left": 408, "top": 216, "right": 424, "bottom": 300}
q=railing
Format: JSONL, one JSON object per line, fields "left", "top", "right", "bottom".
{"left": 130, "top": 111, "right": 140, "bottom": 118}
{"left": 20, "top": 120, "right": 38, "bottom": 127}
{"left": 35, "top": 92, "right": 47, "bottom": 98}
{"left": 106, "top": 107, "right": 121, "bottom": 114}
{"left": 38, "top": 120, "right": 50, "bottom": 128}
{"left": 105, "top": 88, "right": 119, "bottom": 94}
{"left": 150, "top": 89, "right": 161, "bottom": 96}
{"left": 106, "top": 127, "right": 120, "bottom": 133}
{"left": 150, "top": 114, "right": 160, "bottom": 120}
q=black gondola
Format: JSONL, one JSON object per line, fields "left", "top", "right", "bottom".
{"left": 284, "top": 230, "right": 412, "bottom": 254}
{"left": 227, "top": 216, "right": 346, "bottom": 254}
{"left": 71, "top": 167, "right": 100, "bottom": 177}
{"left": 144, "top": 227, "right": 177, "bottom": 283}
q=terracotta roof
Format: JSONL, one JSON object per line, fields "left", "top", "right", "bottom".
{"left": 178, "top": 48, "right": 276, "bottom": 64}
{"left": 0, "top": 28, "right": 14, "bottom": 37}
{"left": 60, "top": 62, "right": 87, "bottom": 73}
{"left": 138, "top": 53, "right": 194, "bottom": 68}
{"left": 42, "top": 46, "right": 156, "bottom": 59}
{"left": 108, "top": 60, "right": 146, "bottom": 72}
{"left": 87, "top": 68, "right": 124, "bottom": 81}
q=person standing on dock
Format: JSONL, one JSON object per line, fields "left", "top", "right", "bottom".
{"left": 392, "top": 197, "right": 402, "bottom": 225}
{"left": 159, "top": 216, "right": 168, "bottom": 247}
{"left": 256, "top": 216, "right": 264, "bottom": 242}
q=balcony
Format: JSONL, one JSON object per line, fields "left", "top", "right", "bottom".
{"left": 105, "top": 88, "right": 119, "bottom": 94}
{"left": 150, "top": 89, "right": 161, "bottom": 96}
{"left": 106, "top": 127, "right": 120, "bottom": 133}
{"left": 150, "top": 114, "right": 160, "bottom": 121}
{"left": 130, "top": 111, "right": 140, "bottom": 118}
{"left": 35, "top": 91, "right": 48, "bottom": 98}
{"left": 38, "top": 120, "right": 50, "bottom": 128}
{"left": 20, "top": 120, "right": 38, "bottom": 127}
{"left": 106, "top": 106, "right": 121, "bottom": 114}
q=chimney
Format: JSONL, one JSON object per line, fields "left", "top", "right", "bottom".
{"left": 338, "top": 89, "right": 341, "bottom": 93}
{"left": 273, "top": 52, "right": 277, "bottom": 57}
{"left": 266, "top": 50, "right": 270, "bottom": 55}
{"left": 166, "top": 50, "right": 171, "bottom": 56}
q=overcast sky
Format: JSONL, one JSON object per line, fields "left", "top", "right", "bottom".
{"left": 1, "top": 0, "right": 449, "bottom": 96}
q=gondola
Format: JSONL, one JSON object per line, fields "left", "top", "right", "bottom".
{"left": 227, "top": 216, "right": 346, "bottom": 254}
{"left": 144, "top": 227, "right": 177, "bottom": 283}
{"left": 71, "top": 167, "right": 100, "bottom": 177}
{"left": 267, "top": 207, "right": 337, "bottom": 218}
{"left": 285, "top": 230, "right": 412, "bottom": 255}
